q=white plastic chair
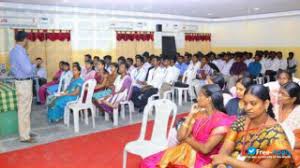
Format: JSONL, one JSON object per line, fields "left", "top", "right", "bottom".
{"left": 64, "top": 79, "right": 97, "bottom": 133}
{"left": 173, "top": 71, "right": 194, "bottom": 106}
{"left": 104, "top": 89, "right": 128, "bottom": 126}
{"left": 123, "top": 99, "right": 177, "bottom": 168}
{"left": 119, "top": 85, "right": 135, "bottom": 122}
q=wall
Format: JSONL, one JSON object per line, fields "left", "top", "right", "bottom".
{"left": 209, "top": 15, "right": 300, "bottom": 77}
{"left": 0, "top": 2, "right": 210, "bottom": 69}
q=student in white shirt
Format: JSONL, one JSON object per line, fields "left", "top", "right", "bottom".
{"left": 130, "top": 56, "right": 147, "bottom": 88}
{"left": 189, "top": 56, "right": 212, "bottom": 101}
{"left": 244, "top": 52, "right": 254, "bottom": 67}
{"left": 220, "top": 54, "right": 234, "bottom": 88}
{"left": 287, "top": 52, "right": 297, "bottom": 76}
{"left": 212, "top": 54, "right": 225, "bottom": 71}
{"left": 266, "top": 54, "right": 280, "bottom": 81}
{"left": 132, "top": 56, "right": 165, "bottom": 111}
{"left": 277, "top": 52, "right": 287, "bottom": 70}
{"left": 159, "top": 56, "right": 180, "bottom": 98}
{"left": 142, "top": 53, "right": 152, "bottom": 71}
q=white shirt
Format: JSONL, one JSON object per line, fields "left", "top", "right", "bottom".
{"left": 279, "top": 59, "right": 287, "bottom": 70}
{"left": 130, "top": 66, "right": 147, "bottom": 88}
{"left": 58, "top": 70, "right": 73, "bottom": 92}
{"left": 33, "top": 65, "right": 47, "bottom": 79}
{"left": 212, "top": 59, "right": 225, "bottom": 71}
{"left": 260, "top": 58, "right": 267, "bottom": 74}
{"left": 186, "top": 61, "right": 200, "bottom": 79}
{"left": 288, "top": 58, "right": 297, "bottom": 68}
{"left": 147, "top": 66, "right": 165, "bottom": 88}
{"left": 143, "top": 62, "right": 152, "bottom": 71}
{"left": 221, "top": 59, "right": 234, "bottom": 76}
{"left": 128, "top": 65, "right": 135, "bottom": 74}
{"left": 263, "top": 58, "right": 272, "bottom": 71}
{"left": 244, "top": 58, "right": 254, "bottom": 67}
{"left": 163, "top": 65, "right": 180, "bottom": 84}
{"left": 269, "top": 58, "right": 280, "bottom": 72}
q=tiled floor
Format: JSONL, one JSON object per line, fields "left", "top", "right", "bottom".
{"left": 0, "top": 101, "right": 192, "bottom": 153}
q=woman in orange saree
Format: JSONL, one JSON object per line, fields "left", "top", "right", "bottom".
{"left": 140, "top": 84, "right": 236, "bottom": 168}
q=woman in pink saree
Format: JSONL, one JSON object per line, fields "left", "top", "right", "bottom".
{"left": 140, "top": 84, "right": 236, "bottom": 168}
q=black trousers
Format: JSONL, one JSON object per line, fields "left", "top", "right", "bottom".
{"left": 265, "top": 70, "right": 277, "bottom": 82}
{"left": 132, "top": 86, "right": 158, "bottom": 109}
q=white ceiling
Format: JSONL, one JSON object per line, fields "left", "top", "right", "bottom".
{"left": 2, "top": 0, "right": 300, "bottom": 18}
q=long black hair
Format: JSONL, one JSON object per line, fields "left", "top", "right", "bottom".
{"left": 245, "top": 84, "right": 275, "bottom": 118}
{"left": 201, "top": 84, "right": 226, "bottom": 113}
{"left": 282, "top": 82, "right": 300, "bottom": 105}
{"left": 236, "top": 77, "right": 254, "bottom": 89}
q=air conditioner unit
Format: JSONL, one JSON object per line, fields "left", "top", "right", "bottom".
{"left": 109, "top": 22, "right": 134, "bottom": 30}
{"left": 181, "top": 25, "right": 198, "bottom": 32}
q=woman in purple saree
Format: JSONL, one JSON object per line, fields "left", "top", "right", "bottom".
{"left": 140, "top": 84, "right": 236, "bottom": 168}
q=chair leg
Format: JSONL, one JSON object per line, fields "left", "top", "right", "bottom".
{"left": 120, "top": 104, "right": 125, "bottom": 120}
{"left": 184, "top": 90, "right": 188, "bottom": 103}
{"left": 91, "top": 106, "right": 95, "bottom": 128}
{"left": 113, "top": 108, "right": 118, "bottom": 126}
{"left": 73, "top": 109, "right": 80, "bottom": 133}
{"left": 178, "top": 89, "right": 183, "bottom": 106}
{"left": 84, "top": 109, "right": 89, "bottom": 125}
{"left": 122, "top": 149, "right": 127, "bottom": 168}
{"left": 64, "top": 106, "right": 69, "bottom": 126}
{"left": 129, "top": 101, "right": 134, "bottom": 122}
{"left": 104, "top": 112, "right": 109, "bottom": 121}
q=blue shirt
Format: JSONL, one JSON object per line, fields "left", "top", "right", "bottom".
{"left": 248, "top": 61, "right": 262, "bottom": 77}
{"left": 9, "top": 44, "right": 33, "bottom": 79}
{"left": 175, "top": 62, "right": 188, "bottom": 76}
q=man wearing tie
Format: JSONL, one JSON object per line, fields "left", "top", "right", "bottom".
{"left": 9, "top": 31, "right": 36, "bottom": 143}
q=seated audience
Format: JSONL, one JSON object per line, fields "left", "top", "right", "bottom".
{"left": 211, "top": 84, "right": 295, "bottom": 168}
{"left": 228, "top": 55, "right": 247, "bottom": 89}
{"left": 126, "top": 58, "right": 135, "bottom": 74}
{"left": 97, "top": 62, "right": 132, "bottom": 115}
{"left": 266, "top": 54, "right": 280, "bottom": 81}
{"left": 140, "top": 84, "right": 236, "bottom": 168}
{"left": 220, "top": 53, "right": 234, "bottom": 89}
{"left": 47, "top": 64, "right": 84, "bottom": 122}
{"left": 104, "top": 55, "right": 112, "bottom": 73}
{"left": 81, "top": 59, "right": 96, "bottom": 81}
{"left": 92, "top": 60, "right": 112, "bottom": 100}
{"left": 33, "top": 57, "right": 47, "bottom": 102}
{"left": 93, "top": 56, "right": 100, "bottom": 70}
{"left": 226, "top": 77, "right": 254, "bottom": 116}
{"left": 38, "top": 61, "right": 64, "bottom": 105}
{"left": 248, "top": 54, "right": 262, "bottom": 78}
{"left": 264, "top": 70, "right": 292, "bottom": 105}
{"left": 287, "top": 52, "right": 297, "bottom": 76}
{"left": 47, "top": 62, "right": 73, "bottom": 95}
{"left": 84, "top": 54, "right": 92, "bottom": 62}
{"left": 131, "top": 56, "right": 165, "bottom": 112}
{"left": 207, "top": 73, "right": 233, "bottom": 106}
{"left": 159, "top": 56, "right": 180, "bottom": 98}
{"left": 131, "top": 56, "right": 147, "bottom": 89}
{"left": 117, "top": 56, "right": 126, "bottom": 65}
{"left": 275, "top": 82, "right": 300, "bottom": 167}
{"left": 175, "top": 55, "right": 188, "bottom": 80}
{"left": 93, "top": 63, "right": 118, "bottom": 103}
{"left": 278, "top": 52, "right": 287, "bottom": 71}
{"left": 189, "top": 56, "right": 212, "bottom": 102}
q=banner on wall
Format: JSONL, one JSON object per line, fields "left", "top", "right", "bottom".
{"left": 0, "top": 17, "right": 37, "bottom": 28}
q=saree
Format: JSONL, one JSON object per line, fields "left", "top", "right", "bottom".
{"left": 47, "top": 77, "right": 84, "bottom": 122}
{"left": 92, "top": 72, "right": 112, "bottom": 100}
{"left": 140, "top": 111, "right": 236, "bottom": 168}
{"left": 224, "top": 116, "right": 295, "bottom": 168}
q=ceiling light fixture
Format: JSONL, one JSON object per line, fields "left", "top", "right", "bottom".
{"left": 208, "top": 13, "right": 213, "bottom": 15}
{"left": 254, "top": 7, "right": 260, "bottom": 11}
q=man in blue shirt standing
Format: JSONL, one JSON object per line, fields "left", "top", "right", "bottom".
{"left": 9, "top": 31, "right": 36, "bottom": 143}
{"left": 248, "top": 54, "right": 262, "bottom": 78}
